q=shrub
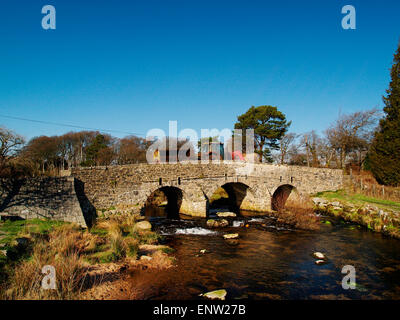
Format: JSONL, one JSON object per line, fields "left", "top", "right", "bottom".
{"left": 274, "top": 196, "right": 320, "bottom": 231}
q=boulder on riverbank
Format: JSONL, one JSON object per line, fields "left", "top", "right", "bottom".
{"left": 134, "top": 221, "right": 152, "bottom": 232}
{"left": 314, "top": 196, "right": 400, "bottom": 239}
{"left": 312, "top": 198, "right": 329, "bottom": 207}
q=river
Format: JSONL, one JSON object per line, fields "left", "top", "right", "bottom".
{"left": 126, "top": 209, "right": 400, "bottom": 300}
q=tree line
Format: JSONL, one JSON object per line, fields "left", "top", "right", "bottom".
{"left": 0, "top": 130, "right": 151, "bottom": 177}
{"left": 271, "top": 108, "right": 380, "bottom": 170}
{"left": 0, "top": 106, "right": 381, "bottom": 176}
{"left": 230, "top": 103, "right": 380, "bottom": 170}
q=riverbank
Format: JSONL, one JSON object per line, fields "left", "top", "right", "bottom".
{"left": 0, "top": 214, "right": 174, "bottom": 300}
{"left": 313, "top": 190, "right": 400, "bottom": 239}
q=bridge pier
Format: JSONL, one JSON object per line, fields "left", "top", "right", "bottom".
{"left": 239, "top": 198, "right": 272, "bottom": 212}
{"left": 180, "top": 199, "right": 208, "bottom": 217}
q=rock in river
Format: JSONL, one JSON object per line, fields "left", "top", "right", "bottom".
{"left": 216, "top": 212, "right": 237, "bottom": 218}
{"left": 207, "top": 219, "right": 229, "bottom": 228}
{"left": 223, "top": 233, "right": 239, "bottom": 240}
{"left": 200, "top": 289, "right": 227, "bottom": 300}
{"left": 313, "top": 252, "right": 326, "bottom": 260}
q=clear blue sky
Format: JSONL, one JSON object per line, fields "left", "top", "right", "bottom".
{"left": 0, "top": 0, "right": 399, "bottom": 141}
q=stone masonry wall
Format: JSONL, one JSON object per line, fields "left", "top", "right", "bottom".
{"left": 0, "top": 177, "right": 88, "bottom": 227}
{"left": 71, "top": 163, "right": 237, "bottom": 210}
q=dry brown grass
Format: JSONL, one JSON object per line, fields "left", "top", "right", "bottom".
{"left": 96, "top": 214, "right": 138, "bottom": 234}
{"left": 145, "top": 251, "right": 174, "bottom": 269}
{"left": 273, "top": 195, "right": 320, "bottom": 231}
{"left": 3, "top": 225, "right": 89, "bottom": 300}
{"left": 346, "top": 172, "right": 400, "bottom": 202}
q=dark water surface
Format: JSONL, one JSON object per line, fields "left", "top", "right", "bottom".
{"left": 128, "top": 209, "right": 400, "bottom": 300}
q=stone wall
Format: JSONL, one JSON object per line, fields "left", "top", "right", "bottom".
{"left": 0, "top": 163, "right": 343, "bottom": 225}
{"left": 0, "top": 177, "right": 91, "bottom": 227}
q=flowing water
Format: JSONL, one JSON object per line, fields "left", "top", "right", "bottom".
{"left": 127, "top": 209, "right": 400, "bottom": 300}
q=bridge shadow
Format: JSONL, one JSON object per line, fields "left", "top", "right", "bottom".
{"left": 209, "top": 182, "right": 249, "bottom": 215}
{"left": 144, "top": 186, "right": 183, "bottom": 219}
{"left": 0, "top": 178, "right": 25, "bottom": 213}
{"left": 74, "top": 179, "right": 97, "bottom": 228}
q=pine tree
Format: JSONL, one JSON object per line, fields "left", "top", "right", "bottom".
{"left": 369, "top": 42, "right": 400, "bottom": 186}
{"left": 234, "top": 105, "right": 291, "bottom": 162}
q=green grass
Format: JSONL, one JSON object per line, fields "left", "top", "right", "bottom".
{"left": 0, "top": 253, "right": 7, "bottom": 264}
{"left": 315, "top": 190, "right": 400, "bottom": 211}
{"left": 160, "top": 246, "right": 175, "bottom": 254}
{"left": 89, "top": 227, "right": 109, "bottom": 236}
{"left": 86, "top": 249, "right": 119, "bottom": 264}
{"left": 0, "top": 219, "right": 66, "bottom": 245}
{"left": 0, "top": 217, "right": 164, "bottom": 267}
{"left": 134, "top": 231, "right": 161, "bottom": 245}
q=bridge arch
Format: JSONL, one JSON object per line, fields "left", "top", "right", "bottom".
{"left": 209, "top": 182, "right": 254, "bottom": 214}
{"left": 144, "top": 186, "right": 184, "bottom": 219}
{"left": 271, "top": 184, "right": 299, "bottom": 211}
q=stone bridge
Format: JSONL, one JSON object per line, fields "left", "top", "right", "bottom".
{"left": 0, "top": 162, "right": 343, "bottom": 227}
{"left": 72, "top": 162, "right": 343, "bottom": 218}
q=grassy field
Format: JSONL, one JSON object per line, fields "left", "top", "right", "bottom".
{"left": 0, "top": 219, "right": 65, "bottom": 246}
{"left": 315, "top": 190, "right": 400, "bottom": 212}
{"left": 0, "top": 214, "right": 171, "bottom": 300}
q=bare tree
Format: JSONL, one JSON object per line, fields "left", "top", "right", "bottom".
{"left": 0, "top": 127, "right": 25, "bottom": 169}
{"left": 279, "top": 133, "right": 298, "bottom": 164}
{"left": 22, "top": 136, "right": 60, "bottom": 173}
{"left": 325, "top": 109, "right": 380, "bottom": 169}
{"left": 288, "top": 144, "right": 307, "bottom": 166}
{"left": 301, "top": 131, "right": 320, "bottom": 167}
{"left": 317, "top": 137, "right": 336, "bottom": 168}
{"left": 117, "top": 136, "right": 149, "bottom": 164}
